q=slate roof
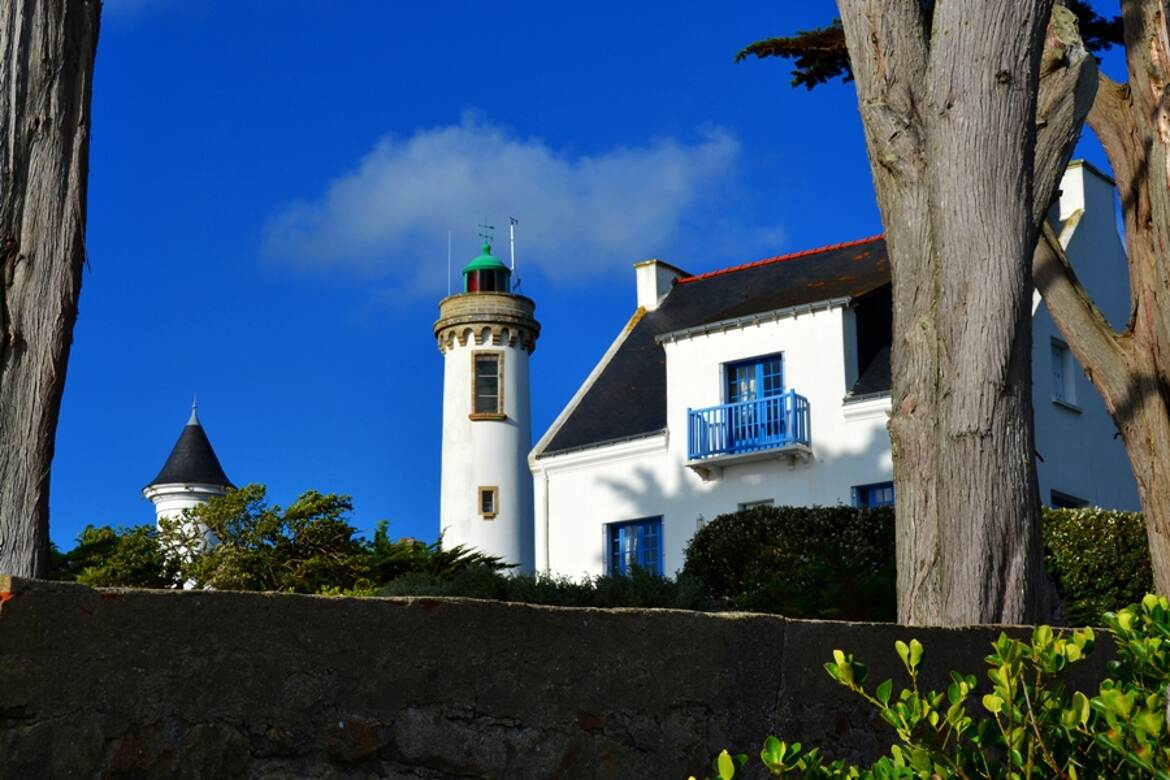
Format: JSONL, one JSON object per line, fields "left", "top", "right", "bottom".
{"left": 146, "top": 410, "right": 234, "bottom": 489}
{"left": 848, "top": 344, "right": 892, "bottom": 397}
{"left": 539, "top": 236, "right": 890, "bottom": 457}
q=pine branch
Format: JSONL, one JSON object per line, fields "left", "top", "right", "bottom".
{"left": 737, "top": 2, "right": 1121, "bottom": 90}
{"left": 735, "top": 20, "right": 850, "bottom": 90}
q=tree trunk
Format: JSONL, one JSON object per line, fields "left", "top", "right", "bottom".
{"left": 838, "top": 0, "right": 1093, "bottom": 624}
{"left": 0, "top": 0, "right": 100, "bottom": 577}
{"left": 1034, "top": 0, "right": 1170, "bottom": 595}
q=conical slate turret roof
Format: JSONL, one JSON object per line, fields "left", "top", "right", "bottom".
{"left": 146, "top": 404, "right": 234, "bottom": 489}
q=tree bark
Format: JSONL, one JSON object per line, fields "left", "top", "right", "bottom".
{"left": 1033, "top": 1, "right": 1170, "bottom": 594}
{"left": 0, "top": 0, "right": 100, "bottom": 577}
{"left": 838, "top": 0, "right": 1093, "bottom": 624}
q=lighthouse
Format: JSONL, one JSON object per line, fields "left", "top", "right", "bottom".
{"left": 434, "top": 237, "right": 539, "bottom": 570}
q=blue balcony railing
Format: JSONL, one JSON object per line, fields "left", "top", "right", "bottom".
{"left": 687, "top": 390, "right": 810, "bottom": 460}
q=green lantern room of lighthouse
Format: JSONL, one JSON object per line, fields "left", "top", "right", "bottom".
{"left": 462, "top": 241, "right": 511, "bottom": 293}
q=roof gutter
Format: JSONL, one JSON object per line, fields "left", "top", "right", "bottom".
{"left": 535, "top": 427, "right": 668, "bottom": 460}
{"left": 655, "top": 296, "right": 852, "bottom": 345}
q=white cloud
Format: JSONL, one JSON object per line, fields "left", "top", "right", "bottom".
{"left": 264, "top": 115, "right": 755, "bottom": 293}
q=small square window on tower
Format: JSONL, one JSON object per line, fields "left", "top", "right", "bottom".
{"left": 471, "top": 352, "right": 505, "bottom": 419}
{"left": 478, "top": 486, "right": 499, "bottom": 519}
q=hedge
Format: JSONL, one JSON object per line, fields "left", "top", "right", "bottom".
{"left": 1042, "top": 507, "right": 1151, "bottom": 626}
{"left": 679, "top": 504, "right": 1151, "bottom": 624}
{"left": 375, "top": 565, "right": 715, "bottom": 610}
{"left": 681, "top": 505, "right": 897, "bottom": 621}
{"left": 374, "top": 505, "right": 1150, "bottom": 623}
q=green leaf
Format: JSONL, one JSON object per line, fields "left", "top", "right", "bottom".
{"left": 908, "top": 639, "right": 924, "bottom": 672}
{"left": 1071, "top": 691, "right": 1091, "bottom": 726}
{"left": 716, "top": 749, "right": 736, "bottom": 780}
{"left": 983, "top": 694, "right": 1004, "bottom": 714}
{"left": 760, "top": 736, "right": 785, "bottom": 767}
{"left": 895, "top": 640, "right": 910, "bottom": 669}
{"left": 876, "top": 679, "right": 893, "bottom": 705}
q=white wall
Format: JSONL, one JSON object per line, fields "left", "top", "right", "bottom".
{"left": 534, "top": 306, "right": 894, "bottom": 578}
{"left": 440, "top": 334, "right": 535, "bottom": 571}
{"left": 144, "top": 483, "right": 228, "bottom": 528}
{"left": 143, "top": 482, "right": 227, "bottom": 561}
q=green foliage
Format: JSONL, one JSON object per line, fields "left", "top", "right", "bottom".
{"left": 366, "top": 520, "right": 509, "bottom": 585}
{"left": 51, "top": 524, "right": 179, "bottom": 588}
{"left": 51, "top": 484, "right": 508, "bottom": 595}
{"left": 683, "top": 504, "right": 1153, "bottom": 624}
{"left": 735, "top": 20, "right": 851, "bottom": 90}
{"left": 1043, "top": 507, "right": 1151, "bottom": 626}
{"left": 682, "top": 505, "right": 897, "bottom": 621}
{"left": 159, "top": 484, "right": 511, "bottom": 593}
{"left": 736, "top": 1, "right": 1121, "bottom": 90}
{"left": 159, "top": 484, "right": 373, "bottom": 593}
{"left": 703, "top": 595, "right": 1170, "bottom": 779}
{"left": 377, "top": 564, "right": 715, "bottom": 610}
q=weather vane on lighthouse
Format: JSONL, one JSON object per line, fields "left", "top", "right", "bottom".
{"left": 477, "top": 222, "right": 495, "bottom": 246}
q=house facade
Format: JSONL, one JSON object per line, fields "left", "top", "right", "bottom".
{"left": 528, "top": 161, "right": 1139, "bottom": 578}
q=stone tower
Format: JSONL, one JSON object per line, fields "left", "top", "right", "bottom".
{"left": 434, "top": 240, "right": 539, "bottom": 570}
{"left": 143, "top": 401, "right": 234, "bottom": 531}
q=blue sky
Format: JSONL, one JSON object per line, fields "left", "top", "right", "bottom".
{"left": 49, "top": 1, "right": 1122, "bottom": 548}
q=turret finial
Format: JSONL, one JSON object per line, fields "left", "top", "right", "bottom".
{"left": 188, "top": 395, "right": 200, "bottom": 426}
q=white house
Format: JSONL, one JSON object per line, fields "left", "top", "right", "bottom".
{"left": 528, "top": 161, "right": 1139, "bottom": 579}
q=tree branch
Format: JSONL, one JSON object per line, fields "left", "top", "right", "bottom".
{"left": 1034, "top": 222, "right": 1130, "bottom": 408}
{"left": 1086, "top": 72, "right": 1139, "bottom": 209}
{"left": 1033, "top": 4, "right": 1100, "bottom": 228}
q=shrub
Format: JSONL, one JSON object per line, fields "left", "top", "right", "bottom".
{"left": 54, "top": 485, "right": 508, "bottom": 594}
{"left": 376, "top": 565, "right": 715, "bottom": 610}
{"left": 51, "top": 524, "right": 180, "bottom": 588}
{"left": 1042, "top": 507, "right": 1151, "bottom": 626}
{"left": 682, "top": 504, "right": 1153, "bottom": 624}
{"left": 699, "top": 595, "right": 1170, "bottom": 779}
{"left": 682, "top": 505, "right": 897, "bottom": 621}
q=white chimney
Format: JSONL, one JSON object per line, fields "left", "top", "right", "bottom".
{"left": 633, "top": 259, "right": 688, "bottom": 311}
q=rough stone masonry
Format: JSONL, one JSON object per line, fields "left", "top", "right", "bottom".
{"left": 0, "top": 576, "right": 1108, "bottom": 779}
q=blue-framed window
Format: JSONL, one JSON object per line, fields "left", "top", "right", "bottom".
{"left": 607, "top": 517, "right": 663, "bottom": 575}
{"left": 726, "top": 354, "right": 784, "bottom": 403}
{"left": 853, "top": 482, "right": 895, "bottom": 508}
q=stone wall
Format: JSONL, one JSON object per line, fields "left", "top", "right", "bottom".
{"left": 0, "top": 576, "right": 1108, "bottom": 779}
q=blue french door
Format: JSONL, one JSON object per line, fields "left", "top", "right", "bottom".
{"left": 726, "top": 355, "right": 784, "bottom": 447}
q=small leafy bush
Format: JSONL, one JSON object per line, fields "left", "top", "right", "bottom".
{"left": 682, "top": 505, "right": 896, "bottom": 621}
{"left": 51, "top": 524, "right": 179, "bottom": 588}
{"left": 697, "top": 595, "right": 1170, "bottom": 779}
{"left": 1042, "top": 508, "right": 1151, "bottom": 626}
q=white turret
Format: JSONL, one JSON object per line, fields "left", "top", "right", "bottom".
{"left": 142, "top": 401, "right": 234, "bottom": 531}
{"left": 434, "top": 239, "right": 540, "bottom": 570}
